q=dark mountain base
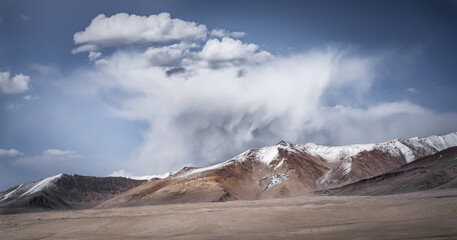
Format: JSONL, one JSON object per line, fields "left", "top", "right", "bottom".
{"left": 0, "top": 174, "right": 146, "bottom": 214}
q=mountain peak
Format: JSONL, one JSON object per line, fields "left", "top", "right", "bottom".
{"left": 277, "top": 140, "right": 292, "bottom": 146}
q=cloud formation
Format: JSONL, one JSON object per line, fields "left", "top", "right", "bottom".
{"left": 407, "top": 87, "right": 419, "bottom": 94}
{"left": 12, "top": 149, "right": 81, "bottom": 167}
{"left": 210, "top": 28, "right": 246, "bottom": 38}
{"left": 88, "top": 51, "right": 102, "bottom": 62}
{"left": 0, "top": 149, "right": 23, "bottom": 158}
{"left": 72, "top": 13, "right": 457, "bottom": 176}
{"left": 199, "top": 37, "right": 271, "bottom": 68}
{"left": 0, "top": 71, "right": 30, "bottom": 94}
{"left": 43, "top": 149, "right": 79, "bottom": 158}
{"left": 73, "top": 12, "right": 207, "bottom": 53}
{"left": 75, "top": 47, "right": 457, "bottom": 175}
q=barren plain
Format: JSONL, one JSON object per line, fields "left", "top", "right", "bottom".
{"left": 2, "top": 188, "right": 457, "bottom": 240}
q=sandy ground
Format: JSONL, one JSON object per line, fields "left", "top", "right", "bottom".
{"left": 1, "top": 189, "right": 457, "bottom": 240}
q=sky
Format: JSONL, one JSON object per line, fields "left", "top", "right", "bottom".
{"left": 0, "top": 0, "right": 457, "bottom": 190}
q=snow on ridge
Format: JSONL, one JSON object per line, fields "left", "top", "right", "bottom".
{"left": 183, "top": 161, "right": 233, "bottom": 177}
{"left": 422, "top": 132, "right": 457, "bottom": 152}
{"left": 19, "top": 173, "right": 63, "bottom": 198}
{"left": 1, "top": 184, "right": 23, "bottom": 202}
{"left": 184, "top": 144, "right": 293, "bottom": 176}
{"left": 180, "top": 132, "right": 457, "bottom": 177}
{"left": 109, "top": 170, "right": 175, "bottom": 180}
{"left": 255, "top": 146, "right": 279, "bottom": 165}
{"left": 301, "top": 143, "right": 375, "bottom": 163}
{"left": 377, "top": 132, "right": 457, "bottom": 163}
{"left": 298, "top": 132, "right": 457, "bottom": 164}
{"left": 125, "top": 172, "right": 173, "bottom": 180}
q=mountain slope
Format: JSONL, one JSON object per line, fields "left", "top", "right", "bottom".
{"left": 0, "top": 174, "right": 145, "bottom": 214}
{"left": 98, "top": 132, "right": 457, "bottom": 208}
{"left": 318, "top": 146, "right": 457, "bottom": 196}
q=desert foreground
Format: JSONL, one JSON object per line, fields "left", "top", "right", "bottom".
{"left": 2, "top": 189, "right": 457, "bottom": 240}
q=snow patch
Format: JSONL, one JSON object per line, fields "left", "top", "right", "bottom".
{"left": 319, "top": 170, "right": 333, "bottom": 185}
{"left": 255, "top": 146, "right": 278, "bottom": 165}
{"left": 126, "top": 172, "right": 173, "bottom": 180}
{"left": 302, "top": 143, "right": 375, "bottom": 163}
{"left": 1, "top": 184, "right": 23, "bottom": 202}
{"left": 341, "top": 161, "right": 352, "bottom": 175}
{"left": 19, "top": 173, "right": 63, "bottom": 198}
{"left": 184, "top": 161, "right": 233, "bottom": 176}
{"left": 267, "top": 174, "right": 289, "bottom": 189}
{"left": 275, "top": 159, "right": 285, "bottom": 169}
{"left": 109, "top": 170, "right": 173, "bottom": 180}
{"left": 391, "top": 140, "right": 416, "bottom": 163}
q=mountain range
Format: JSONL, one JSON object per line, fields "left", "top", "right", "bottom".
{"left": 1, "top": 132, "right": 457, "bottom": 213}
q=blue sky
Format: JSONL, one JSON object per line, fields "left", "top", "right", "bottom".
{"left": 1, "top": 0, "right": 456, "bottom": 190}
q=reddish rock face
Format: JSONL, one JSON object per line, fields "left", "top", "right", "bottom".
{"left": 318, "top": 147, "right": 457, "bottom": 196}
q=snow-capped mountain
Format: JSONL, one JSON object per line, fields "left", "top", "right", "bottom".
{"left": 319, "top": 146, "right": 457, "bottom": 196}
{"left": 2, "top": 132, "right": 457, "bottom": 212}
{"left": 181, "top": 132, "right": 457, "bottom": 187}
{"left": 98, "top": 132, "right": 457, "bottom": 208}
{"left": 0, "top": 174, "right": 145, "bottom": 214}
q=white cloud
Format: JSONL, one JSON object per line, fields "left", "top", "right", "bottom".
{"left": 95, "top": 59, "right": 108, "bottom": 66}
{"left": 109, "top": 169, "right": 130, "bottom": 177}
{"left": 43, "top": 149, "right": 79, "bottom": 158}
{"left": 211, "top": 28, "right": 246, "bottom": 38}
{"left": 0, "top": 149, "right": 23, "bottom": 158}
{"left": 70, "top": 14, "right": 457, "bottom": 176}
{"left": 73, "top": 12, "right": 207, "bottom": 53}
{"left": 13, "top": 149, "right": 81, "bottom": 167}
{"left": 199, "top": 37, "right": 272, "bottom": 68}
{"left": 21, "top": 14, "right": 29, "bottom": 21}
{"left": 72, "top": 44, "right": 457, "bottom": 176}
{"left": 407, "top": 87, "right": 419, "bottom": 93}
{"left": 144, "top": 42, "right": 196, "bottom": 68}
{"left": 0, "top": 71, "right": 30, "bottom": 94}
{"left": 24, "top": 95, "right": 32, "bottom": 100}
{"left": 88, "top": 51, "right": 102, "bottom": 61}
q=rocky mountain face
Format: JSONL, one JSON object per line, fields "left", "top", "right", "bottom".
{"left": 0, "top": 174, "right": 145, "bottom": 214}
{"left": 2, "top": 132, "right": 457, "bottom": 212}
{"left": 318, "top": 146, "right": 457, "bottom": 196}
{"left": 98, "top": 132, "right": 457, "bottom": 208}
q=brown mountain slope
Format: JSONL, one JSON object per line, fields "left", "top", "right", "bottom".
{"left": 318, "top": 147, "right": 457, "bottom": 196}
{"left": 98, "top": 133, "right": 457, "bottom": 208}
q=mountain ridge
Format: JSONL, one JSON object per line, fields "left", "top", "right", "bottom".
{"left": 317, "top": 146, "right": 457, "bottom": 196}
{"left": 97, "top": 132, "right": 457, "bottom": 208}
{"left": 2, "top": 132, "right": 457, "bottom": 212}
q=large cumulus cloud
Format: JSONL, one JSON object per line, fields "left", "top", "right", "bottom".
{"left": 72, "top": 13, "right": 457, "bottom": 175}
{"left": 73, "top": 12, "right": 207, "bottom": 53}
